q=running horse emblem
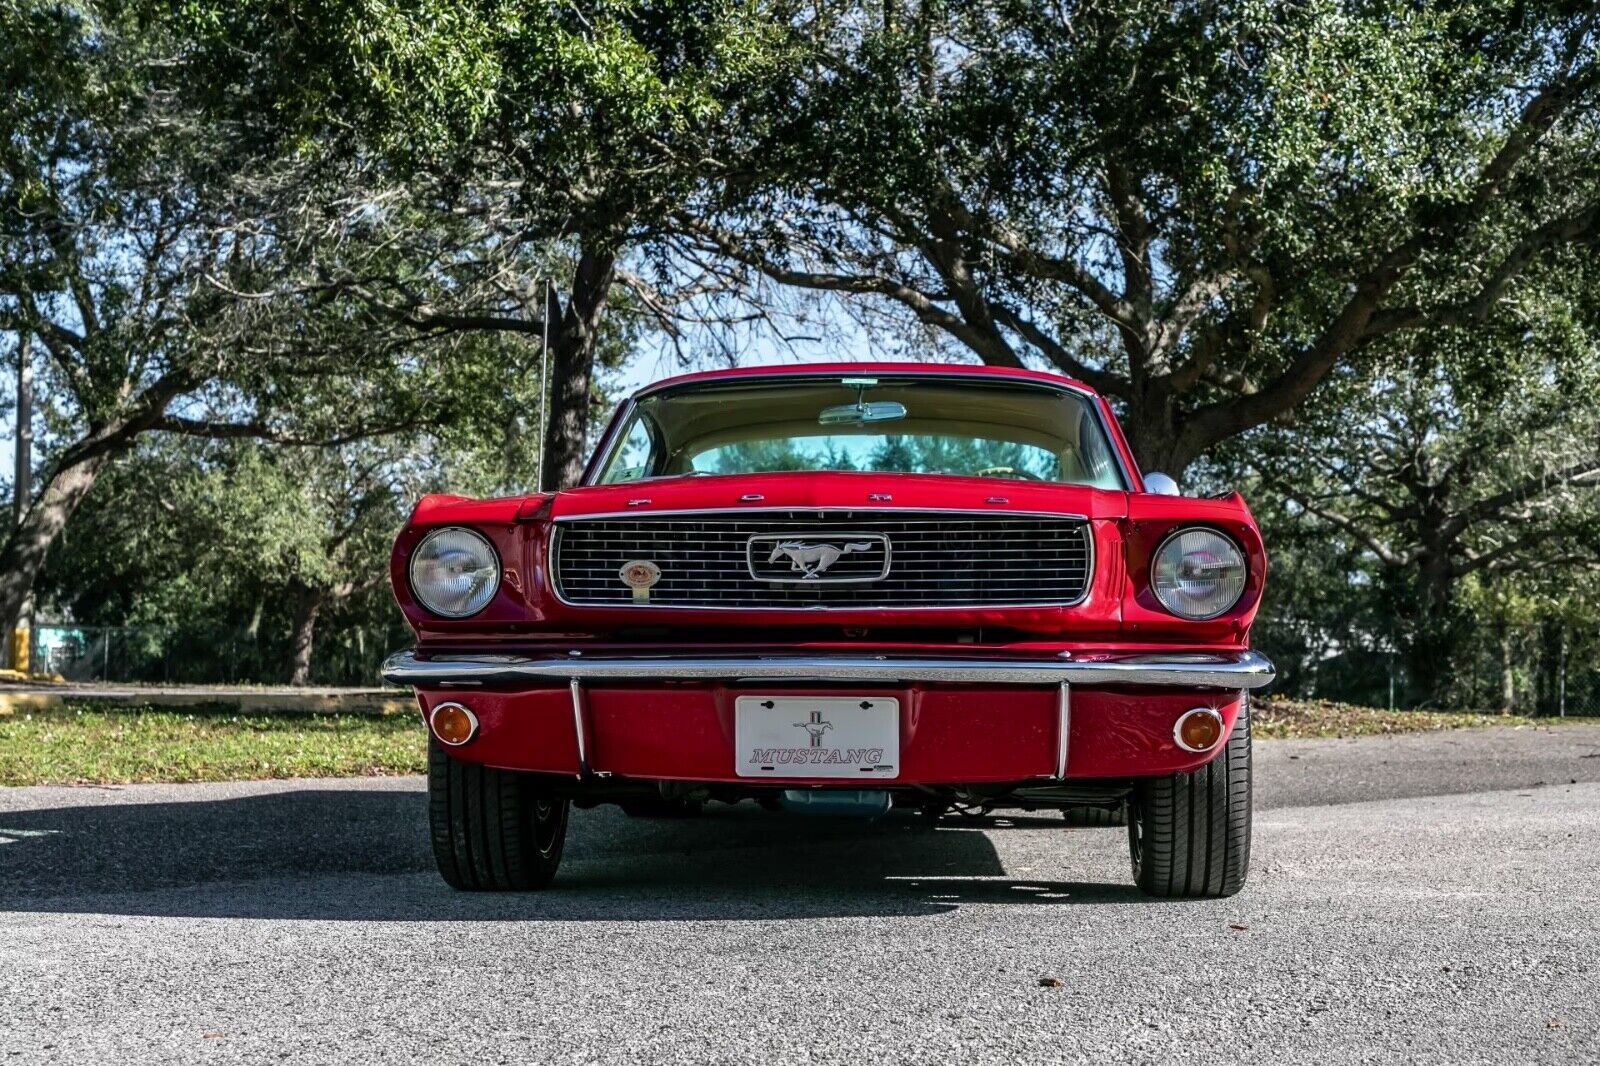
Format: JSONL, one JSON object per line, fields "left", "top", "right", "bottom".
{"left": 794, "top": 711, "right": 833, "bottom": 747}
{"left": 768, "top": 540, "right": 874, "bottom": 579}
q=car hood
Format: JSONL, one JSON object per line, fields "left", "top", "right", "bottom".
{"left": 534, "top": 471, "right": 1129, "bottom": 521}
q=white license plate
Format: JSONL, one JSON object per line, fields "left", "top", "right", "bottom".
{"left": 734, "top": 696, "right": 899, "bottom": 779}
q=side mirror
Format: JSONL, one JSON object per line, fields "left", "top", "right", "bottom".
{"left": 1143, "top": 472, "right": 1181, "bottom": 496}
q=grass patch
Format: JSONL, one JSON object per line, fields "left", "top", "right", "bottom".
{"left": 1254, "top": 697, "right": 1526, "bottom": 740}
{"left": 0, "top": 702, "right": 426, "bottom": 786}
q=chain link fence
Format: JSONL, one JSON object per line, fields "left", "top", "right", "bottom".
{"left": 1256, "top": 620, "right": 1600, "bottom": 717}
{"left": 1450, "top": 622, "right": 1600, "bottom": 718}
{"left": 28, "top": 623, "right": 405, "bottom": 687}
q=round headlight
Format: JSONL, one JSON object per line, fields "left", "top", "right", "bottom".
{"left": 409, "top": 527, "right": 500, "bottom": 618}
{"left": 1151, "top": 528, "right": 1247, "bottom": 620}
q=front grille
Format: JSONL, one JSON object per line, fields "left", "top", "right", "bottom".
{"left": 551, "top": 510, "right": 1092, "bottom": 609}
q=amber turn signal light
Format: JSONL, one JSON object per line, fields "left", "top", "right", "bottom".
{"left": 1173, "top": 707, "right": 1225, "bottom": 753}
{"left": 430, "top": 702, "right": 479, "bottom": 746}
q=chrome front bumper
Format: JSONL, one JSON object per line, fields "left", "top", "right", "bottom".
{"left": 382, "top": 648, "right": 1275, "bottom": 690}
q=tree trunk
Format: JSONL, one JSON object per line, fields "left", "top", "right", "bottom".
{"left": 1119, "top": 385, "right": 1193, "bottom": 480}
{"left": 7, "top": 332, "right": 34, "bottom": 669}
{"left": 0, "top": 362, "right": 196, "bottom": 639}
{"left": 1536, "top": 617, "right": 1563, "bottom": 715}
{"left": 1404, "top": 550, "right": 1462, "bottom": 708}
{"left": 0, "top": 444, "right": 121, "bottom": 638}
{"left": 288, "top": 585, "right": 324, "bottom": 687}
{"left": 540, "top": 241, "right": 618, "bottom": 492}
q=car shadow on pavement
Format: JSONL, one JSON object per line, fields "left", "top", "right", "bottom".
{"left": 0, "top": 789, "right": 1144, "bottom": 921}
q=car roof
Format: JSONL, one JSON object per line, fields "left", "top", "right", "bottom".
{"left": 631, "top": 362, "right": 1098, "bottom": 399}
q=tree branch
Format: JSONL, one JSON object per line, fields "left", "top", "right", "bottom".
{"left": 987, "top": 303, "right": 1131, "bottom": 395}
{"left": 149, "top": 415, "right": 422, "bottom": 447}
{"left": 675, "top": 213, "right": 1004, "bottom": 355}
{"left": 1260, "top": 476, "right": 1414, "bottom": 567}
{"left": 1181, "top": 64, "right": 1598, "bottom": 458}
{"left": 1456, "top": 457, "right": 1600, "bottom": 528}
{"left": 1364, "top": 200, "right": 1600, "bottom": 338}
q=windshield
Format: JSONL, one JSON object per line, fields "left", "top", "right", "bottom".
{"left": 593, "top": 376, "right": 1125, "bottom": 489}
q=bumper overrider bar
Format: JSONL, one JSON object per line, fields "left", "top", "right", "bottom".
{"left": 382, "top": 649, "right": 1276, "bottom": 690}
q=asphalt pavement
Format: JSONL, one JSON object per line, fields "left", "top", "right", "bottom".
{"left": 2, "top": 722, "right": 1598, "bottom": 1065}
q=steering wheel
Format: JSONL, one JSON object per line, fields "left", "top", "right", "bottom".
{"left": 974, "top": 465, "right": 1045, "bottom": 481}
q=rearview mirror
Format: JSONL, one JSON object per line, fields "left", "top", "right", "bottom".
{"left": 818, "top": 400, "right": 907, "bottom": 426}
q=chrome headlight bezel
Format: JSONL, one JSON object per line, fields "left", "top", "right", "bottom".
{"left": 1150, "top": 526, "right": 1248, "bottom": 621}
{"left": 408, "top": 526, "right": 501, "bottom": 619}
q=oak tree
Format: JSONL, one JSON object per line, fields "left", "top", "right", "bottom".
{"left": 1242, "top": 250, "right": 1600, "bottom": 704}
{"left": 686, "top": 0, "right": 1600, "bottom": 475}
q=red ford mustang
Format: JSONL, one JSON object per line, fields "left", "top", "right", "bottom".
{"left": 384, "top": 364, "right": 1273, "bottom": 897}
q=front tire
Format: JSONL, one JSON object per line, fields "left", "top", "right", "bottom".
{"left": 1127, "top": 699, "right": 1252, "bottom": 898}
{"left": 428, "top": 740, "right": 568, "bottom": 891}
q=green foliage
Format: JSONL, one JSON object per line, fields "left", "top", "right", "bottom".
{"left": 37, "top": 353, "right": 554, "bottom": 684}
{"left": 2, "top": 0, "right": 644, "bottom": 679}
{"left": 0, "top": 0, "right": 521, "bottom": 471}
{"left": 694, "top": 0, "right": 1600, "bottom": 471}
{"left": 163, "top": 0, "right": 806, "bottom": 488}
{"left": 1224, "top": 246, "right": 1600, "bottom": 708}
{"left": 174, "top": 0, "right": 801, "bottom": 227}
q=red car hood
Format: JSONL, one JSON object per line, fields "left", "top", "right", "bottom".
{"left": 533, "top": 471, "right": 1129, "bottom": 521}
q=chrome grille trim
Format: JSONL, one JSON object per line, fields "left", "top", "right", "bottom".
{"left": 549, "top": 508, "right": 1094, "bottom": 610}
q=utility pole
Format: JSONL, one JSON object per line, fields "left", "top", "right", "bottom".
{"left": 9, "top": 332, "right": 32, "bottom": 671}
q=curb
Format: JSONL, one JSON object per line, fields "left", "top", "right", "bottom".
{"left": 0, "top": 686, "right": 415, "bottom": 717}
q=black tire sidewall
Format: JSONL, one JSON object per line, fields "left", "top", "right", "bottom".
{"left": 428, "top": 738, "right": 569, "bottom": 891}
{"left": 1128, "top": 697, "right": 1253, "bottom": 898}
